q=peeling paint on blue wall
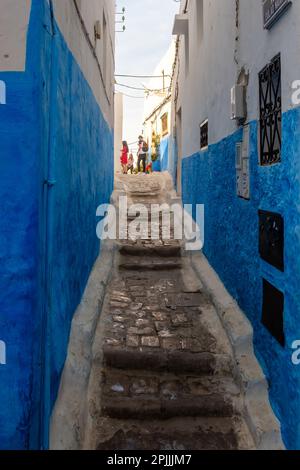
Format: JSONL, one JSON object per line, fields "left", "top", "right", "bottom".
{"left": 0, "top": 0, "right": 113, "bottom": 450}
{"left": 182, "top": 108, "right": 300, "bottom": 450}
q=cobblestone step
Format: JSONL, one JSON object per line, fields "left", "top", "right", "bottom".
{"left": 96, "top": 416, "right": 255, "bottom": 450}
{"left": 118, "top": 242, "right": 181, "bottom": 258}
{"left": 123, "top": 181, "right": 161, "bottom": 195}
{"left": 103, "top": 396, "right": 234, "bottom": 420}
{"left": 103, "top": 346, "right": 233, "bottom": 375}
{"left": 90, "top": 175, "right": 256, "bottom": 451}
{"left": 119, "top": 256, "right": 182, "bottom": 271}
{"left": 101, "top": 369, "right": 238, "bottom": 420}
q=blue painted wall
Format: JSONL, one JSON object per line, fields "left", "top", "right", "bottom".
{"left": 0, "top": 0, "right": 113, "bottom": 449}
{"left": 152, "top": 159, "right": 161, "bottom": 172}
{"left": 182, "top": 108, "right": 300, "bottom": 449}
{"left": 168, "top": 136, "right": 178, "bottom": 187}
{"left": 160, "top": 136, "right": 170, "bottom": 172}
{"left": 150, "top": 136, "right": 170, "bottom": 173}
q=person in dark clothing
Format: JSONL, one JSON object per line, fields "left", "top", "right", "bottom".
{"left": 127, "top": 153, "right": 134, "bottom": 174}
{"left": 137, "top": 135, "right": 148, "bottom": 173}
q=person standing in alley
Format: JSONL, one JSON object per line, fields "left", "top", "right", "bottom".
{"left": 120, "top": 141, "right": 129, "bottom": 174}
{"left": 137, "top": 135, "right": 148, "bottom": 173}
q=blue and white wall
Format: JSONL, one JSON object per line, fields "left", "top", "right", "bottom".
{"left": 170, "top": 0, "right": 300, "bottom": 449}
{"left": 143, "top": 100, "right": 172, "bottom": 173}
{"left": 0, "top": 0, "right": 114, "bottom": 450}
{"left": 143, "top": 42, "right": 175, "bottom": 173}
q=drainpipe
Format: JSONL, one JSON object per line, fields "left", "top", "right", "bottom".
{"left": 39, "top": 0, "right": 58, "bottom": 449}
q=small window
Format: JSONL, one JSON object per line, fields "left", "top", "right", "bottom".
{"left": 259, "top": 54, "right": 282, "bottom": 166}
{"left": 200, "top": 119, "right": 208, "bottom": 150}
{"left": 161, "top": 113, "right": 168, "bottom": 137}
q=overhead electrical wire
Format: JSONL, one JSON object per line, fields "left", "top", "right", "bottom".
{"left": 115, "top": 83, "right": 147, "bottom": 91}
{"left": 115, "top": 82, "right": 167, "bottom": 93}
{"left": 121, "top": 93, "right": 145, "bottom": 99}
{"left": 115, "top": 74, "right": 171, "bottom": 79}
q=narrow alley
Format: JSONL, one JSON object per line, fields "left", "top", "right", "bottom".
{"left": 85, "top": 174, "right": 254, "bottom": 450}
{"left": 1, "top": 0, "right": 300, "bottom": 459}
{"left": 50, "top": 174, "right": 282, "bottom": 451}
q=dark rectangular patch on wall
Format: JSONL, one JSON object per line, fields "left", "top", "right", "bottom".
{"left": 200, "top": 120, "right": 208, "bottom": 150}
{"left": 259, "top": 210, "right": 284, "bottom": 271}
{"left": 262, "top": 279, "right": 285, "bottom": 347}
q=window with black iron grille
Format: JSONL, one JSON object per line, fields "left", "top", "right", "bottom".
{"left": 259, "top": 54, "right": 282, "bottom": 166}
{"left": 200, "top": 120, "right": 208, "bottom": 150}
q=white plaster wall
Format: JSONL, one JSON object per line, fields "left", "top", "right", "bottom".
{"left": 53, "top": 0, "right": 115, "bottom": 128}
{"left": 143, "top": 42, "right": 175, "bottom": 161}
{"left": 144, "top": 100, "right": 171, "bottom": 145}
{"left": 143, "top": 41, "right": 176, "bottom": 122}
{"left": 0, "top": 0, "right": 32, "bottom": 71}
{"left": 143, "top": 98, "right": 171, "bottom": 170}
{"left": 0, "top": 0, "right": 115, "bottom": 127}
{"left": 114, "top": 92, "right": 123, "bottom": 174}
{"left": 238, "top": 0, "right": 300, "bottom": 120}
{"left": 172, "top": 0, "right": 300, "bottom": 159}
{"left": 174, "top": 0, "right": 237, "bottom": 158}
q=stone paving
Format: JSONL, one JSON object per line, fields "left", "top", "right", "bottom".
{"left": 103, "top": 273, "right": 233, "bottom": 369}
{"left": 90, "top": 174, "right": 255, "bottom": 450}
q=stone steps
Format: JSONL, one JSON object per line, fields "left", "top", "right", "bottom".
{"left": 103, "top": 396, "right": 234, "bottom": 420}
{"left": 119, "top": 256, "right": 182, "bottom": 271}
{"left": 92, "top": 175, "right": 256, "bottom": 451}
{"left": 96, "top": 416, "right": 255, "bottom": 450}
{"left": 118, "top": 242, "right": 181, "bottom": 258}
{"left": 103, "top": 345, "right": 233, "bottom": 375}
{"left": 101, "top": 368, "right": 239, "bottom": 420}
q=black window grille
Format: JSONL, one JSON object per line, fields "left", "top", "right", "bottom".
{"left": 200, "top": 120, "right": 208, "bottom": 150}
{"left": 259, "top": 54, "right": 282, "bottom": 166}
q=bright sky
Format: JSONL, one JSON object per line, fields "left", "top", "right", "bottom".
{"left": 115, "top": 0, "right": 180, "bottom": 152}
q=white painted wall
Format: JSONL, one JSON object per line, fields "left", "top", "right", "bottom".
{"left": 53, "top": 0, "right": 115, "bottom": 128}
{"left": 0, "top": 0, "right": 115, "bottom": 128}
{"left": 144, "top": 98, "right": 171, "bottom": 158}
{"left": 238, "top": 0, "right": 300, "bottom": 119}
{"left": 143, "top": 42, "right": 175, "bottom": 154}
{"left": 171, "top": 0, "right": 300, "bottom": 159}
{"left": 0, "top": 0, "right": 31, "bottom": 71}
{"left": 143, "top": 42, "right": 175, "bottom": 122}
{"left": 114, "top": 92, "right": 124, "bottom": 174}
